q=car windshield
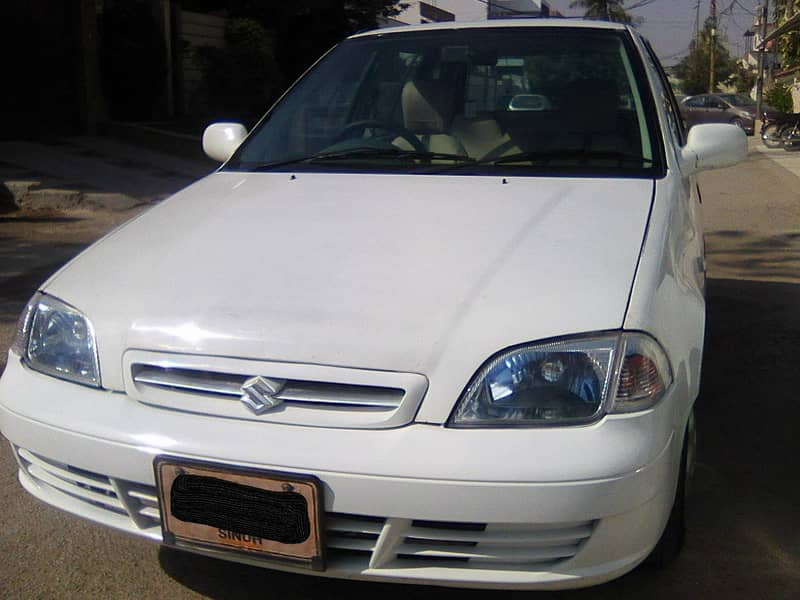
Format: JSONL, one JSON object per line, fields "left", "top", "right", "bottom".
{"left": 225, "top": 27, "right": 662, "bottom": 177}
{"left": 718, "top": 93, "right": 756, "bottom": 107}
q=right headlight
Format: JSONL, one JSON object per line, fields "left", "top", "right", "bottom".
{"left": 449, "top": 332, "right": 672, "bottom": 427}
{"left": 12, "top": 293, "right": 101, "bottom": 388}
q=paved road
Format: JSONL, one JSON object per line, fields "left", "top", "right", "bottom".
{"left": 0, "top": 140, "right": 798, "bottom": 599}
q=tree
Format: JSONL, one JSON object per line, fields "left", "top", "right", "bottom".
{"left": 194, "top": 18, "right": 284, "bottom": 126}
{"left": 223, "top": 1, "right": 408, "bottom": 82}
{"left": 185, "top": 0, "right": 408, "bottom": 122}
{"left": 675, "top": 22, "right": 736, "bottom": 95}
{"left": 569, "top": 0, "right": 639, "bottom": 24}
{"left": 772, "top": 1, "right": 800, "bottom": 69}
{"left": 98, "top": 2, "right": 167, "bottom": 120}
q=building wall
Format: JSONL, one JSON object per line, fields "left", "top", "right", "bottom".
{"left": 489, "top": 1, "right": 551, "bottom": 18}
{"left": 390, "top": 1, "right": 551, "bottom": 25}
{"left": 391, "top": 1, "right": 487, "bottom": 24}
{"left": 180, "top": 10, "right": 227, "bottom": 111}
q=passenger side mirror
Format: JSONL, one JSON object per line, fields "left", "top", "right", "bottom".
{"left": 680, "top": 123, "right": 746, "bottom": 175}
{"left": 202, "top": 122, "right": 248, "bottom": 163}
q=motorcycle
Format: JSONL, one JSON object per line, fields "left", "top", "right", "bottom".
{"left": 761, "top": 111, "right": 800, "bottom": 149}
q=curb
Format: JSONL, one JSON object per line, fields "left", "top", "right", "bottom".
{"left": 3, "top": 180, "right": 145, "bottom": 212}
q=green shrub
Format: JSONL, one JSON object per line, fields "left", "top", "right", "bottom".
{"left": 765, "top": 83, "right": 793, "bottom": 113}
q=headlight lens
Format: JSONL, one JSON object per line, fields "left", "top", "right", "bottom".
{"left": 449, "top": 332, "right": 671, "bottom": 427}
{"left": 14, "top": 293, "right": 101, "bottom": 387}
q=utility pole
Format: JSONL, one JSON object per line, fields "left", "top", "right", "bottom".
{"left": 690, "top": 0, "right": 701, "bottom": 50}
{"left": 756, "top": 1, "right": 770, "bottom": 122}
{"left": 709, "top": 0, "right": 717, "bottom": 93}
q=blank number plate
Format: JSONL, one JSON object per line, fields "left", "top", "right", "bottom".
{"left": 154, "top": 457, "right": 324, "bottom": 570}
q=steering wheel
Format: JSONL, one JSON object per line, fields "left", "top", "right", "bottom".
{"left": 333, "top": 120, "right": 426, "bottom": 152}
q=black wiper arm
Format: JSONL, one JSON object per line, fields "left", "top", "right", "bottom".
{"left": 231, "top": 147, "right": 476, "bottom": 172}
{"left": 310, "top": 147, "right": 476, "bottom": 163}
{"left": 484, "top": 150, "right": 654, "bottom": 167}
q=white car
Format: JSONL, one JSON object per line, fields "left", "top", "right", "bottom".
{"left": 1, "top": 20, "right": 745, "bottom": 590}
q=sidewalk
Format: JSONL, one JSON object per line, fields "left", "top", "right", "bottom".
{"left": 0, "top": 135, "right": 214, "bottom": 212}
{"left": 746, "top": 134, "right": 800, "bottom": 179}
{"left": 700, "top": 135, "right": 800, "bottom": 284}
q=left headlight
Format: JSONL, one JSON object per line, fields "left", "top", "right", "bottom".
{"left": 449, "top": 332, "right": 671, "bottom": 427}
{"left": 12, "top": 293, "right": 101, "bottom": 388}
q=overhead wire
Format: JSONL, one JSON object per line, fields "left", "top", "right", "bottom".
{"left": 732, "top": 0, "right": 758, "bottom": 17}
{"left": 661, "top": 45, "right": 693, "bottom": 60}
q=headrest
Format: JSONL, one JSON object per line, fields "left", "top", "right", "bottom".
{"left": 560, "top": 78, "right": 620, "bottom": 133}
{"left": 402, "top": 80, "right": 455, "bottom": 133}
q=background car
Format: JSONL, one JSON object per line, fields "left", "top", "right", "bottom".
{"left": 679, "top": 93, "right": 780, "bottom": 135}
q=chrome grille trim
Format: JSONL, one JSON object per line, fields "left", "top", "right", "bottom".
{"left": 133, "top": 367, "right": 245, "bottom": 397}
{"left": 123, "top": 351, "right": 429, "bottom": 429}
{"left": 132, "top": 366, "right": 404, "bottom": 409}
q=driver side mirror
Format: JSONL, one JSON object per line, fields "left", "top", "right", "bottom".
{"left": 202, "top": 122, "right": 248, "bottom": 163}
{"left": 681, "top": 123, "right": 746, "bottom": 175}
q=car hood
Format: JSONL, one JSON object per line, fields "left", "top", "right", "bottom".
{"left": 44, "top": 172, "right": 654, "bottom": 415}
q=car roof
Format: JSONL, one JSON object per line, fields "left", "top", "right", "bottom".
{"left": 350, "top": 18, "right": 629, "bottom": 39}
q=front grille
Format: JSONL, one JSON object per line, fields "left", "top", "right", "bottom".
{"left": 325, "top": 514, "right": 593, "bottom": 570}
{"left": 123, "top": 351, "right": 428, "bottom": 429}
{"left": 16, "top": 447, "right": 162, "bottom": 537}
{"left": 395, "top": 519, "right": 593, "bottom": 567}
{"left": 133, "top": 366, "right": 404, "bottom": 409}
{"left": 16, "top": 447, "right": 126, "bottom": 515}
{"left": 17, "top": 447, "right": 595, "bottom": 572}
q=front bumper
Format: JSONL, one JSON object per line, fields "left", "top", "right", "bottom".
{"left": 0, "top": 357, "right": 681, "bottom": 590}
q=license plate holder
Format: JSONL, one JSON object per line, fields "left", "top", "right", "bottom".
{"left": 154, "top": 457, "right": 325, "bottom": 570}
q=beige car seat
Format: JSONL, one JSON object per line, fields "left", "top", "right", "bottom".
{"left": 399, "top": 80, "right": 467, "bottom": 156}
{"left": 451, "top": 114, "right": 522, "bottom": 160}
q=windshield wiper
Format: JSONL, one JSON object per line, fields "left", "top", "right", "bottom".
{"left": 309, "top": 147, "right": 475, "bottom": 163}
{"left": 238, "top": 147, "right": 475, "bottom": 172}
{"left": 482, "top": 150, "right": 655, "bottom": 167}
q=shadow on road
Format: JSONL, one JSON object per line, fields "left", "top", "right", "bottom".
{"left": 0, "top": 230, "right": 88, "bottom": 373}
{"left": 0, "top": 237, "right": 88, "bottom": 319}
{"left": 155, "top": 279, "right": 800, "bottom": 600}
{"left": 706, "top": 230, "right": 800, "bottom": 282}
{"left": 0, "top": 183, "right": 15, "bottom": 214}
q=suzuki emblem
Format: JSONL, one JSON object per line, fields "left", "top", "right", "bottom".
{"left": 240, "top": 376, "right": 286, "bottom": 414}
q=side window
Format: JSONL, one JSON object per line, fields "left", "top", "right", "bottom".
{"left": 640, "top": 38, "right": 687, "bottom": 146}
{"left": 684, "top": 96, "right": 705, "bottom": 108}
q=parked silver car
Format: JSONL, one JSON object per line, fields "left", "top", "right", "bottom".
{"left": 679, "top": 93, "right": 779, "bottom": 135}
